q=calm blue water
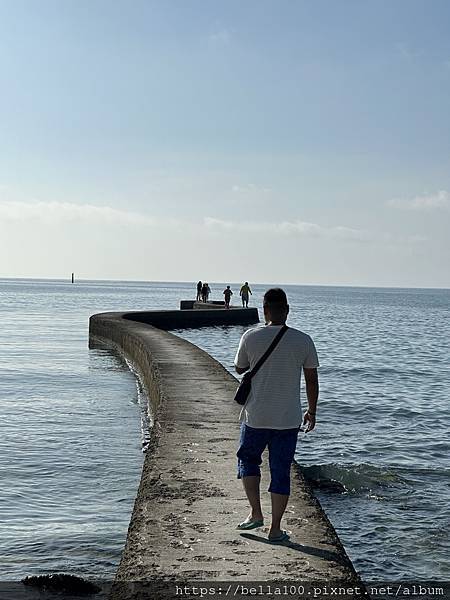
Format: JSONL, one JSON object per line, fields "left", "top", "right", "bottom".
{"left": 1, "top": 279, "right": 449, "bottom": 581}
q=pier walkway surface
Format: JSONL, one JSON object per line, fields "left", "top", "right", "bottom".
{"left": 89, "top": 308, "right": 362, "bottom": 600}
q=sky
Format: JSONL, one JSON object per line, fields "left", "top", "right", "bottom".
{"left": 0, "top": 0, "right": 449, "bottom": 287}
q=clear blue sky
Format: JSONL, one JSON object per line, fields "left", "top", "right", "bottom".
{"left": 1, "top": 0, "right": 449, "bottom": 287}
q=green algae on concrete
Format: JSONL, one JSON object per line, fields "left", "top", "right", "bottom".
{"left": 89, "top": 309, "right": 363, "bottom": 599}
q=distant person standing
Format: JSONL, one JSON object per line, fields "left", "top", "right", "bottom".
{"left": 223, "top": 285, "right": 233, "bottom": 309}
{"left": 196, "top": 281, "right": 202, "bottom": 301}
{"left": 240, "top": 282, "right": 252, "bottom": 308}
{"left": 201, "top": 282, "right": 211, "bottom": 303}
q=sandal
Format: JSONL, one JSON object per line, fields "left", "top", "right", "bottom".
{"left": 236, "top": 519, "right": 264, "bottom": 530}
{"left": 268, "top": 530, "right": 290, "bottom": 543}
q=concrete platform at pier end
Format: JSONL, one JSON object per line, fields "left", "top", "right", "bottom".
{"left": 180, "top": 300, "right": 254, "bottom": 311}
{"left": 89, "top": 308, "right": 362, "bottom": 599}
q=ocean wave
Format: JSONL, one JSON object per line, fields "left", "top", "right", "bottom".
{"left": 299, "top": 462, "right": 406, "bottom": 494}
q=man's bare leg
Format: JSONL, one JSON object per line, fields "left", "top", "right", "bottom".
{"left": 241, "top": 476, "right": 264, "bottom": 521}
{"left": 269, "top": 492, "right": 289, "bottom": 538}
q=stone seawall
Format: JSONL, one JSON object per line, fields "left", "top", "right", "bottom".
{"left": 89, "top": 309, "right": 362, "bottom": 599}
{"left": 124, "top": 306, "right": 260, "bottom": 328}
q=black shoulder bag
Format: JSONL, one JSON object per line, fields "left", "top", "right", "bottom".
{"left": 234, "top": 325, "right": 289, "bottom": 405}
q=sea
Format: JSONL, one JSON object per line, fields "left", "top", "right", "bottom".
{"left": 0, "top": 278, "right": 449, "bottom": 582}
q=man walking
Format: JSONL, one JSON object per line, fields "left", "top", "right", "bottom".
{"left": 240, "top": 282, "right": 252, "bottom": 307}
{"left": 234, "top": 288, "right": 319, "bottom": 543}
{"left": 223, "top": 285, "right": 233, "bottom": 309}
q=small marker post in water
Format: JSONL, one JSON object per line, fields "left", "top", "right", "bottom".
{"left": 71, "top": 272, "right": 74, "bottom": 284}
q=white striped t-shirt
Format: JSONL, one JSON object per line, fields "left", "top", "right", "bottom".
{"left": 234, "top": 324, "right": 319, "bottom": 429}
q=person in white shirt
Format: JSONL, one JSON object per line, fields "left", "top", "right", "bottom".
{"left": 234, "top": 287, "right": 319, "bottom": 543}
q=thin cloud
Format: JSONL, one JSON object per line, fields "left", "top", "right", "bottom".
{"left": 231, "top": 184, "right": 271, "bottom": 194}
{"left": 0, "top": 200, "right": 426, "bottom": 247}
{"left": 203, "top": 217, "right": 426, "bottom": 245}
{"left": 208, "top": 29, "right": 232, "bottom": 45}
{"left": 0, "top": 200, "right": 157, "bottom": 227}
{"left": 204, "top": 217, "right": 372, "bottom": 242}
{"left": 396, "top": 42, "right": 423, "bottom": 61}
{"left": 388, "top": 190, "right": 450, "bottom": 211}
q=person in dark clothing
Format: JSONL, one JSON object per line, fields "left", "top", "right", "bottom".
{"left": 196, "top": 281, "right": 202, "bottom": 301}
{"left": 201, "top": 282, "right": 211, "bottom": 303}
{"left": 223, "top": 285, "right": 233, "bottom": 309}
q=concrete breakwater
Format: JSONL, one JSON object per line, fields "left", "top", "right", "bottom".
{"left": 123, "top": 305, "right": 260, "bottom": 328}
{"left": 89, "top": 307, "right": 362, "bottom": 599}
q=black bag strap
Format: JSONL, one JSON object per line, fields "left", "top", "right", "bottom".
{"left": 248, "top": 325, "right": 289, "bottom": 380}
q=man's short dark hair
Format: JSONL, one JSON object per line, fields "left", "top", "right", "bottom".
{"left": 263, "top": 288, "right": 288, "bottom": 307}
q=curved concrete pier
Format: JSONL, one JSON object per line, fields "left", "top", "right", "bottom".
{"left": 122, "top": 306, "right": 259, "bottom": 329}
{"left": 89, "top": 309, "right": 362, "bottom": 598}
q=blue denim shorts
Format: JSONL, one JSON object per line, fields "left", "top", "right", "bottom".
{"left": 236, "top": 423, "right": 299, "bottom": 495}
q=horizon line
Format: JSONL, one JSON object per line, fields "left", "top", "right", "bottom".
{"left": 0, "top": 276, "right": 449, "bottom": 292}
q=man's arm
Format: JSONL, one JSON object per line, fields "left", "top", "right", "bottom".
{"left": 234, "top": 334, "right": 250, "bottom": 375}
{"left": 303, "top": 367, "right": 319, "bottom": 432}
